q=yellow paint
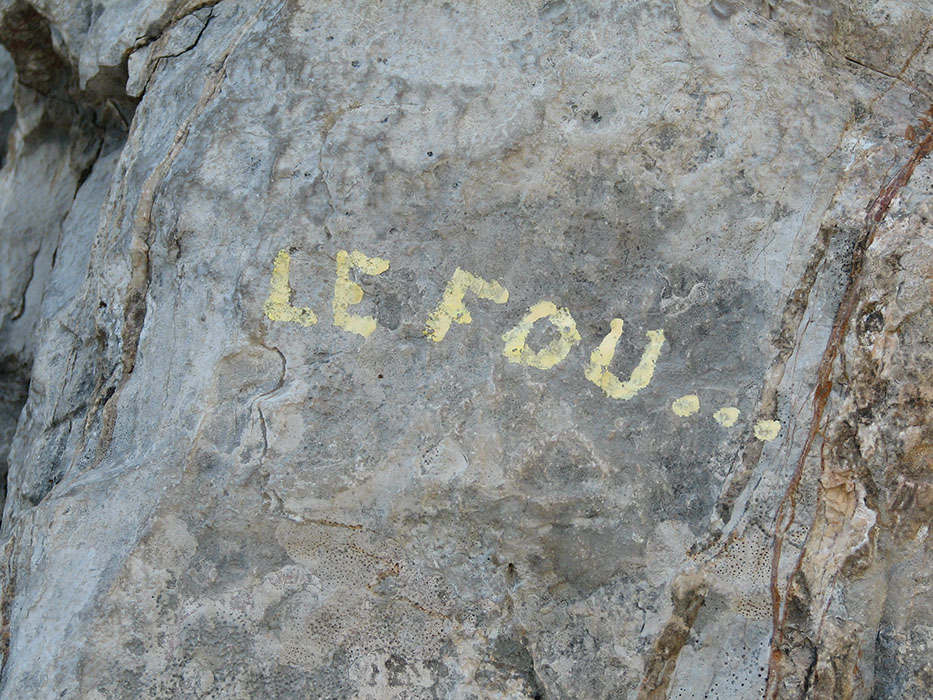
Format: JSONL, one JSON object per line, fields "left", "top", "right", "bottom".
{"left": 754, "top": 419, "right": 781, "bottom": 441}
{"left": 584, "top": 319, "right": 666, "bottom": 400}
{"left": 267, "top": 247, "right": 778, "bottom": 444}
{"left": 501, "top": 300, "right": 581, "bottom": 370}
{"left": 425, "top": 267, "right": 509, "bottom": 342}
{"left": 671, "top": 394, "right": 700, "bottom": 417}
{"left": 263, "top": 249, "right": 318, "bottom": 326}
{"left": 713, "top": 407, "right": 740, "bottom": 427}
{"left": 333, "top": 249, "right": 390, "bottom": 337}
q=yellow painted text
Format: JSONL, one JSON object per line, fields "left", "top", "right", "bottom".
{"left": 425, "top": 267, "right": 509, "bottom": 342}
{"left": 713, "top": 407, "right": 740, "bottom": 427}
{"left": 502, "top": 300, "right": 581, "bottom": 370}
{"left": 584, "top": 319, "right": 666, "bottom": 400}
{"left": 263, "top": 249, "right": 318, "bottom": 326}
{"left": 333, "top": 249, "right": 390, "bottom": 337}
{"left": 672, "top": 394, "right": 700, "bottom": 417}
{"left": 754, "top": 420, "right": 781, "bottom": 441}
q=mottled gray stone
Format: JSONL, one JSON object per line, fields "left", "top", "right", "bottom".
{"left": 0, "top": 1, "right": 930, "bottom": 699}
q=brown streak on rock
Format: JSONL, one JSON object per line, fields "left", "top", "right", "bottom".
{"left": 94, "top": 2, "right": 275, "bottom": 463}
{"left": 0, "top": 535, "right": 16, "bottom": 680}
{"left": 764, "top": 104, "right": 933, "bottom": 700}
{"left": 636, "top": 574, "right": 707, "bottom": 700}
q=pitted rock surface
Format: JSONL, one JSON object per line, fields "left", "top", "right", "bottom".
{"left": 0, "top": 1, "right": 930, "bottom": 699}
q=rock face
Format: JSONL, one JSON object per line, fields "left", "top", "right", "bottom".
{"left": 0, "top": 1, "right": 930, "bottom": 698}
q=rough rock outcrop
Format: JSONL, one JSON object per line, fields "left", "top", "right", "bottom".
{"left": 0, "top": 1, "right": 930, "bottom": 698}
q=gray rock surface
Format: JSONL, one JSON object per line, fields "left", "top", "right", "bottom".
{"left": 0, "top": 1, "right": 930, "bottom": 698}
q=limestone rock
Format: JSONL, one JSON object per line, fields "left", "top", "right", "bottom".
{"left": 0, "top": 1, "right": 930, "bottom": 698}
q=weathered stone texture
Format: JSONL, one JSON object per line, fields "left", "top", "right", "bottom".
{"left": 0, "top": 1, "right": 929, "bottom": 698}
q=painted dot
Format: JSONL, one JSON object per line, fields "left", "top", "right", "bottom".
{"left": 754, "top": 420, "right": 781, "bottom": 441}
{"left": 671, "top": 394, "right": 700, "bottom": 417}
{"left": 714, "top": 406, "right": 740, "bottom": 427}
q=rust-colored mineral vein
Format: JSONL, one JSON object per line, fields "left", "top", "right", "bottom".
{"left": 764, "top": 107, "right": 933, "bottom": 700}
